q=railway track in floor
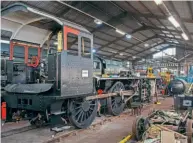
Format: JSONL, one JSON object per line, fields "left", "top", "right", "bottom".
{"left": 45, "top": 103, "right": 153, "bottom": 143}
{"left": 1, "top": 102, "right": 153, "bottom": 143}
{"left": 44, "top": 113, "right": 133, "bottom": 143}
{"left": 1, "top": 122, "right": 44, "bottom": 138}
{"left": 1, "top": 113, "right": 127, "bottom": 138}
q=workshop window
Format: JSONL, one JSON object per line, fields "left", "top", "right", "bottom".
{"left": 13, "top": 46, "right": 24, "bottom": 62}
{"left": 153, "top": 48, "right": 176, "bottom": 59}
{"left": 81, "top": 37, "right": 91, "bottom": 58}
{"left": 67, "top": 33, "right": 78, "bottom": 56}
{"left": 28, "top": 47, "right": 38, "bottom": 63}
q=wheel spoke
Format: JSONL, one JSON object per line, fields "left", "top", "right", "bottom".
{"left": 83, "top": 112, "right": 87, "bottom": 121}
{"left": 87, "top": 112, "right": 90, "bottom": 119}
{"left": 74, "top": 102, "right": 82, "bottom": 105}
{"left": 68, "top": 98, "right": 97, "bottom": 128}
{"left": 114, "top": 103, "right": 117, "bottom": 108}
{"left": 87, "top": 110, "right": 91, "bottom": 116}
{"left": 74, "top": 106, "right": 81, "bottom": 110}
{"left": 80, "top": 112, "right": 85, "bottom": 122}
{"left": 112, "top": 104, "right": 116, "bottom": 109}
{"left": 115, "top": 86, "right": 119, "bottom": 91}
{"left": 77, "top": 110, "right": 83, "bottom": 122}
{"left": 88, "top": 109, "right": 92, "bottom": 115}
{"left": 112, "top": 101, "right": 116, "bottom": 107}
{"left": 89, "top": 107, "right": 94, "bottom": 111}
{"left": 85, "top": 112, "right": 88, "bottom": 119}
{"left": 74, "top": 108, "right": 82, "bottom": 117}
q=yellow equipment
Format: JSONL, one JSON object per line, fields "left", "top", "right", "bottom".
{"left": 165, "top": 71, "right": 171, "bottom": 83}
{"left": 57, "top": 31, "right": 62, "bottom": 52}
{"left": 147, "top": 67, "right": 155, "bottom": 78}
{"left": 160, "top": 71, "right": 171, "bottom": 84}
{"left": 119, "top": 134, "right": 132, "bottom": 143}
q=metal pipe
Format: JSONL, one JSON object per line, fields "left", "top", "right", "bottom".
{"left": 119, "top": 134, "right": 132, "bottom": 143}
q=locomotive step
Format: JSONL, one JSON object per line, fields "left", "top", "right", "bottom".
{"left": 51, "top": 111, "right": 66, "bottom": 115}
{"left": 51, "top": 126, "right": 71, "bottom": 132}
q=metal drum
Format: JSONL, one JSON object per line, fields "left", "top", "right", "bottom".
{"left": 168, "top": 79, "right": 187, "bottom": 95}
{"left": 168, "top": 79, "right": 193, "bottom": 110}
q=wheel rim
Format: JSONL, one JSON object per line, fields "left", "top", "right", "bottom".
{"left": 132, "top": 117, "right": 148, "bottom": 141}
{"left": 68, "top": 98, "right": 97, "bottom": 129}
{"left": 107, "top": 82, "right": 125, "bottom": 116}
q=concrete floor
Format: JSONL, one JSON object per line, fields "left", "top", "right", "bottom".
{"left": 1, "top": 97, "right": 173, "bottom": 143}
{"left": 61, "top": 97, "right": 173, "bottom": 143}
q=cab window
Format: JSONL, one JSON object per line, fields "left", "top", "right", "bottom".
{"left": 94, "top": 61, "right": 100, "bottom": 69}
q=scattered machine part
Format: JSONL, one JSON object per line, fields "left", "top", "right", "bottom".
{"left": 132, "top": 116, "right": 190, "bottom": 143}
{"left": 136, "top": 110, "right": 193, "bottom": 143}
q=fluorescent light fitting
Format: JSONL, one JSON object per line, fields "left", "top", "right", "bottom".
{"left": 119, "top": 53, "right": 124, "bottom": 56}
{"left": 92, "top": 49, "right": 96, "bottom": 53}
{"left": 132, "top": 56, "right": 136, "bottom": 59}
{"left": 144, "top": 43, "right": 149, "bottom": 47}
{"left": 181, "top": 32, "right": 189, "bottom": 40}
{"left": 154, "top": 0, "right": 163, "bottom": 5}
{"left": 115, "top": 29, "right": 125, "bottom": 35}
{"left": 94, "top": 19, "right": 102, "bottom": 25}
{"left": 111, "top": 50, "right": 117, "bottom": 54}
{"left": 171, "top": 57, "right": 177, "bottom": 61}
{"left": 0, "top": 40, "right": 10, "bottom": 44}
{"left": 168, "top": 16, "right": 180, "bottom": 28}
{"left": 126, "top": 34, "right": 132, "bottom": 39}
{"left": 173, "top": 40, "right": 179, "bottom": 44}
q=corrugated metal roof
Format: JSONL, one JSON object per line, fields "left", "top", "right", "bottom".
{"left": 1, "top": 1, "right": 193, "bottom": 62}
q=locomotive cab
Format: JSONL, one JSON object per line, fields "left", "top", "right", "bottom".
{"left": 1, "top": 3, "right": 97, "bottom": 128}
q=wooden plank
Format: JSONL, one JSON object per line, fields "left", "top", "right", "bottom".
{"left": 125, "top": 95, "right": 135, "bottom": 103}
{"left": 85, "top": 90, "right": 134, "bottom": 100}
{"left": 156, "top": 125, "right": 187, "bottom": 139}
{"left": 161, "top": 131, "right": 175, "bottom": 143}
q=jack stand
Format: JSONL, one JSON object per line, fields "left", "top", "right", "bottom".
{"left": 154, "top": 92, "right": 161, "bottom": 104}
{"left": 154, "top": 82, "right": 161, "bottom": 105}
{"left": 154, "top": 101, "right": 161, "bottom": 105}
{"left": 50, "top": 114, "right": 71, "bottom": 133}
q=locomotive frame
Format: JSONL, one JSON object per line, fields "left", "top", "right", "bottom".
{"left": 1, "top": 3, "right": 156, "bottom": 129}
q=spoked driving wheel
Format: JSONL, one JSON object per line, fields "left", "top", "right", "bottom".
{"left": 132, "top": 116, "right": 149, "bottom": 141}
{"left": 107, "top": 82, "right": 125, "bottom": 116}
{"left": 68, "top": 98, "right": 97, "bottom": 129}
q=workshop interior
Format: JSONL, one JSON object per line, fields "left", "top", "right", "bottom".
{"left": 1, "top": 1, "right": 193, "bottom": 143}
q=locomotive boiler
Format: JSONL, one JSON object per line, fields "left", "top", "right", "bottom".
{"left": 1, "top": 3, "right": 154, "bottom": 129}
